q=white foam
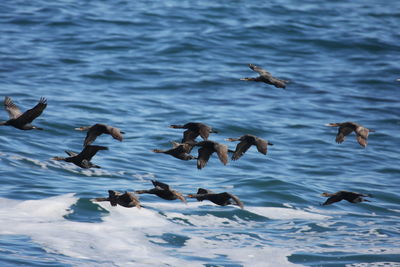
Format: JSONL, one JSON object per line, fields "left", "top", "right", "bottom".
{"left": 0, "top": 194, "right": 297, "bottom": 266}
{"left": 247, "top": 206, "right": 331, "bottom": 220}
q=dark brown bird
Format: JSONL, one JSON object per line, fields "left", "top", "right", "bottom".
{"left": 0, "top": 96, "right": 47, "bottom": 130}
{"left": 152, "top": 141, "right": 197, "bottom": 161}
{"left": 226, "top": 134, "right": 273, "bottom": 160}
{"left": 52, "top": 145, "right": 108, "bottom": 168}
{"left": 187, "top": 188, "right": 244, "bottom": 209}
{"left": 321, "top": 191, "right": 372, "bottom": 205}
{"left": 240, "top": 64, "right": 288, "bottom": 89}
{"left": 135, "top": 180, "right": 186, "bottom": 203}
{"left": 75, "top": 123, "right": 124, "bottom": 147}
{"left": 94, "top": 190, "right": 141, "bottom": 208}
{"left": 195, "top": 140, "right": 228, "bottom": 169}
{"left": 325, "top": 122, "right": 375, "bottom": 148}
{"left": 169, "top": 122, "right": 217, "bottom": 143}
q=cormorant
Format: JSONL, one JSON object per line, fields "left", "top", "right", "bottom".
{"left": 0, "top": 96, "right": 47, "bottom": 130}
{"left": 187, "top": 188, "right": 244, "bottom": 209}
{"left": 135, "top": 180, "right": 186, "bottom": 203}
{"left": 325, "top": 122, "right": 374, "bottom": 148}
{"left": 321, "top": 191, "right": 372, "bottom": 205}
{"left": 94, "top": 190, "right": 141, "bottom": 208}
{"left": 169, "top": 122, "right": 217, "bottom": 143}
{"left": 52, "top": 145, "right": 108, "bottom": 168}
{"left": 75, "top": 123, "right": 124, "bottom": 146}
{"left": 195, "top": 140, "right": 228, "bottom": 169}
{"left": 240, "top": 64, "right": 288, "bottom": 89}
{"left": 226, "top": 134, "right": 273, "bottom": 160}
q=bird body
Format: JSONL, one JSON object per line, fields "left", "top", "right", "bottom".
{"left": 75, "top": 123, "right": 124, "bottom": 146}
{"left": 94, "top": 190, "right": 141, "bottom": 208}
{"left": 240, "top": 64, "right": 288, "bottom": 89}
{"left": 195, "top": 140, "right": 228, "bottom": 169}
{"left": 187, "top": 188, "right": 244, "bottom": 209}
{"left": 326, "top": 122, "right": 374, "bottom": 148}
{"left": 0, "top": 96, "right": 47, "bottom": 130}
{"left": 226, "top": 134, "right": 273, "bottom": 160}
{"left": 135, "top": 180, "right": 186, "bottom": 203}
{"left": 169, "top": 122, "right": 217, "bottom": 143}
{"left": 321, "top": 191, "right": 372, "bottom": 205}
{"left": 52, "top": 145, "right": 108, "bottom": 168}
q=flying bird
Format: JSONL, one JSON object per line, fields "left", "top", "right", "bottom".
{"left": 94, "top": 190, "right": 141, "bottom": 208}
{"left": 195, "top": 140, "right": 228, "bottom": 169}
{"left": 52, "top": 145, "right": 108, "bottom": 168}
{"left": 240, "top": 64, "right": 288, "bottom": 89}
{"left": 152, "top": 141, "right": 197, "bottom": 161}
{"left": 321, "top": 191, "right": 372, "bottom": 205}
{"left": 75, "top": 123, "right": 124, "bottom": 146}
{"left": 169, "top": 122, "right": 217, "bottom": 143}
{"left": 0, "top": 96, "right": 47, "bottom": 130}
{"left": 187, "top": 188, "right": 244, "bottom": 209}
{"left": 226, "top": 134, "right": 273, "bottom": 160}
{"left": 325, "top": 122, "right": 375, "bottom": 148}
{"left": 135, "top": 180, "right": 186, "bottom": 203}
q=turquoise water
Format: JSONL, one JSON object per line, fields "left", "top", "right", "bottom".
{"left": 1, "top": 0, "right": 399, "bottom": 266}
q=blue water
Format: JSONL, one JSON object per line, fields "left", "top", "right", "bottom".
{"left": 1, "top": 0, "right": 400, "bottom": 266}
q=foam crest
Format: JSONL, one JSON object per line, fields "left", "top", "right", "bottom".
{"left": 247, "top": 206, "right": 331, "bottom": 220}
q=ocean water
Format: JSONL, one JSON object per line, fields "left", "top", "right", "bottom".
{"left": 0, "top": 0, "right": 399, "bottom": 266}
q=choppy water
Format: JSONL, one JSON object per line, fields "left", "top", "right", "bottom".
{"left": 1, "top": 0, "right": 399, "bottom": 266}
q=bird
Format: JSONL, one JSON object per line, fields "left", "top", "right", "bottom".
{"left": 225, "top": 134, "right": 273, "bottom": 160}
{"left": 240, "top": 64, "right": 288, "bottom": 89}
{"left": 94, "top": 190, "right": 141, "bottom": 208}
{"left": 195, "top": 140, "right": 228, "bottom": 169}
{"left": 321, "top": 191, "right": 372, "bottom": 205}
{"left": 325, "top": 122, "right": 375, "bottom": 148}
{"left": 135, "top": 180, "right": 186, "bottom": 203}
{"left": 52, "top": 145, "right": 108, "bottom": 168}
{"left": 187, "top": 188, "right": 244, "bottom": 209}
{"left": 169, "top": 122, "right": 217, "bottom": 143}
{"left": 75, "top": 123, "right": 124, "bottom": 147}
{"left": 0, "top": 96, "right": 47, "bottom": 130}
{"left": 152, "top": 141, "right": 197, "bottom": 161}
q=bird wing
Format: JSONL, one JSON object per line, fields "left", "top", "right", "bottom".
{"left": 182, "top": 129, "right": 199, "bottom": 143}
{"left": 225, "top": 192, "right": 244, "bottom": 209}
{"left": 120, "top": 192, "right": 140, "bottom": 208}
{"left": 355, "top": 127, "right": 369, "bottom": 148}
{"left": 151, "top": 180, "right": 170, "bottom": 190}
{"left": 108, "top": 126, "right": 124, "bottom": 142}
{"left": 254, "top": 137, "right": 268, "bottom": 155}
{"left": 84, "top": 124, "right": 106, "bottom": 146}
{"left": 64, "top": 150, "right": 78, "bottom": 157}
{"left": 16, "top": 97, "right": 47, "bottom": 124}
{"left": 77, "top": 145, "right": 108, "bottom": 161}
{"left": 214, "top": 143, "right": 228, "bottom": 165}
{"left": 232, "top": 140, "right": 252, "bottom": 160}
{"left": 322, "top": 194, "right": 343, "bottom": 205}
{"left": 336, "top": 126, "right": 354, "bottom": 143}
{"left": 197, "top": 146, "right": 213, "bottom": 169}
{"left": 249, "top": 64, "right": 272, "bottom": 77}
{"left": 269, "top": 77, "right": 287, "bottom": 89}
{"left": 198, "top": 124, "right": 211, "bottom": 140}
{"left": 173, "top": 191, "right": 187, "bottom": 203}
{"left": 4, "top": 96, "right": 23, "bottom": 119}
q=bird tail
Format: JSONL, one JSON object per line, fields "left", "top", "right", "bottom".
{"left": 93, "top": 197, "right": 109, "bottom": 202}
{"left": 32, "top": 126, "right": 44, "bottom": 130}
{"left": 152, "top": 149, "right": 164, "bottom": 153}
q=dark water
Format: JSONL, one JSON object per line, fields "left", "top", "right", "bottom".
{"left": 1, "top": 0, "right": 399, "bottom": 266}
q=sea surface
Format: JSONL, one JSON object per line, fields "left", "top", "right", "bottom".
{"left": 0, "top": 0, "right": 399, "bottom": 266}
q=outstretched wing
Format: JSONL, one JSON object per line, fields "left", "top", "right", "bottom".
{"left": 355, "top": 127, "right": 370, "bottom": 148}
{"left": 151, "top": 180, "right": 170, "bottom": 190}
{"left": 232, "top": 140, "right": 252, "bottom": 160}
{"left": 336, "top": 126, "right": 354, "bottom": 144}
{"left": 254, "top": 137, "right": 268, "bottom": 155}
{"left": 4, "top": 96, "right": 23, "bottom": 119}
{"left": 198, "top": 124, "right": 211, "bottom": 140}
{"left": 17, "top": 97, "right": 47, "bottom": 124}
{"left": 197, "top": 147, "right": 213, "bottom": 169}
{"left": 249, "top": 64, "right": 272, "bottom": 77}
{"left": 77, "top": 145, "right": 108, "bottom": 161}
{"left": 226, "top": 193, "right": 244, "bottom": 209}
{"left": 182, "top": 129, "right": 199, "bottom": 143}
{"left": 214, "top": 143, "right": 228, "bottom": 165}
{"left": 322, "top": 195, "right": 343, "bottom": 205}
{"left": 84, "top": 124, "right": 106, "bottom": 146}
